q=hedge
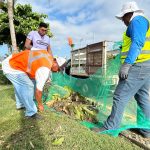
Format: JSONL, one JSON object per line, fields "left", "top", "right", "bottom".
{"left": 0, "top": 70, "right": 11, "bottom": 85}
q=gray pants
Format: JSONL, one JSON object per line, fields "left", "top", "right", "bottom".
{"left": 104, "top": 60, "right": 150, "bottom": 136}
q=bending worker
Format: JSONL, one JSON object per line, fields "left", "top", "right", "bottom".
{"left": 92, "top": 1, "right": 150, "bottom": 138}
{"left": 2, "top": 50, "right": 59, "bottom": 119}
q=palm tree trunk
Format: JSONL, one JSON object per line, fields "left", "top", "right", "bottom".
{"left": 7, "top": 0, "right": 18, "bottom": 53}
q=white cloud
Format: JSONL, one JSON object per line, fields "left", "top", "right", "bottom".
{"left": 15, "top": 0, "right": 150, "bottom": 58}
{"left": 66, "top": 13, "right": 87, "bottom": 25}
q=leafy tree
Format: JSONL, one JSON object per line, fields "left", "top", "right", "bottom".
{"left": 0, "top": 3, "right": 52, "bottom": 51}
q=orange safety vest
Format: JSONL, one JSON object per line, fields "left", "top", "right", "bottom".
{"left": 9, "top": 50, "right": 53, "bottom": 79}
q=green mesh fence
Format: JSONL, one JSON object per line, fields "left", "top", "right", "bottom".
{"left": 113, "top": 41, "right": 123, "bottom": 50}
{"left": 43, "top": 45, "right": 150, "bottom": 136}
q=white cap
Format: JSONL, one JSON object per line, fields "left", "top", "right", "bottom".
{"left": 55, "top": 57, "right": 66, "bottom": 67}
{"left": 116, "top": 1, "right": 143, "bottom": 20}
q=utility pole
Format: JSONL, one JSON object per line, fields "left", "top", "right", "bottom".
{"left": 93, "top": 32, "right": 95, "bottom": 43}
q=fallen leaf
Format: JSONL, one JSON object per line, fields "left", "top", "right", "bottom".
{"left": 52, "top": 137, "right": 64, "bottom": 146}
{"left": 0, "top": 140, "right": 4, "bottom": 145}
{"left": 29, "top": 141, "right": 35, "bottom": 149}
{"left": 6, "top": 144, "right": 11, "bottom": 149}
{"left": 46, "top": 100, "right": 56, "bottom": 107}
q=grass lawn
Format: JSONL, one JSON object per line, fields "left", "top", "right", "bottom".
{"left": 0, "top": 85, "right": 142, "bottom": 150}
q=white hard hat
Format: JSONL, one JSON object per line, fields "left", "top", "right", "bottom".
{"left": 116, "top": 1, "right": 143, "bottom": 20}
{"left": 55, "top": 57, "right": 66, "bottom": 67}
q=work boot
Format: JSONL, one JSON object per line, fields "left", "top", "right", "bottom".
{"left": 26, "top": 113, "right": 43, "bottom": 120}
{"left": 130, "top": 128, "right": 150, "bottom": 138}
{"left": 91, "top": 127, "right": 107, "bottom": 133}
{"left": 16, "top": 107, "right": 25, "bottom": 110}
{"left": 142, "top": 134, "right": 150, "bottom": 138}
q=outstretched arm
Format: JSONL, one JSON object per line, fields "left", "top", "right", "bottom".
{"left": 24, "top": 38, "right": 32, "bottom": 50}
{"left": 35, "top": 88, "right": 44, "bottom": 111}
{"left": 47, "top": 45, "right": 54, "bottom": 59}
{"left": 35, "top": 67, "right": 51, "bottom": 111}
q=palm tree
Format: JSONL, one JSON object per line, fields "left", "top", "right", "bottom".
{"left": 7, "top": 0, "right": 18, "bottom": 53}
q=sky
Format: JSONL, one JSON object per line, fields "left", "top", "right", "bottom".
{"left": 0, "top": 0, "right": 150, "bottom": 58}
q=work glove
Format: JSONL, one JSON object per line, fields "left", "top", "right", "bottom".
{"left": 119, "top": 63, "right": 132, "bottom": 80}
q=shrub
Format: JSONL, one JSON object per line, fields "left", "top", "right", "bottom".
{"left": 0, "top": 70, "right": 11, "bottom": 85}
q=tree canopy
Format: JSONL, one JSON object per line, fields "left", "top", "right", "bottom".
{"left": 0, "top": 3, "right": 52, "bottom": 49}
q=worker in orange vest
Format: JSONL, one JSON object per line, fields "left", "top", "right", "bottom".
{"left": 2, "top": 50, "right": 59, "bottom": 119}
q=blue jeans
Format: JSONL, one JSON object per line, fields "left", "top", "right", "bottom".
{"left": 104, "top": 60, "right": 150, "bottom": 135}
{"left": 6, "top": 73, "right": 37, "bottom": 116}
